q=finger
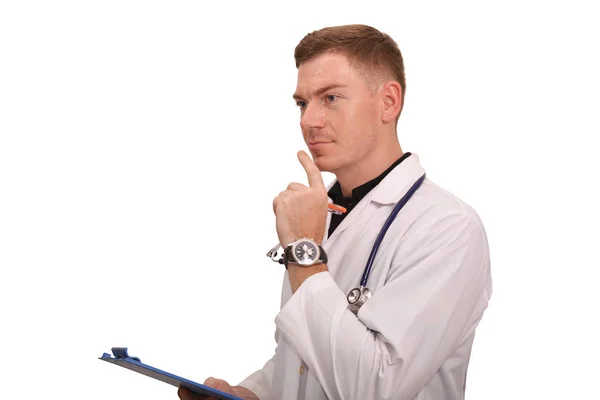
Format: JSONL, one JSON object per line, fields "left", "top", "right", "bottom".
{"left": 177, "top": 386, "right": 189, "bottom": 400}
{"left": 273, "top": 196, "right": 280, "bottom": 214}
{"left": 214, "top": 380, "right": 233, "bottom": 392}
{"left": 298, "top": 150, "right": 325, "bottom": 190}
{"left": 204, "top": 377, "right": 221, "bottom": 387}
{"left": 287, "top": 182, "right": 308, "bottom": 191}
{"left": 203, "top": 377, "right": 226, "bottom": 399}
{"left": 178, "top": 386, "right": 204, "bottom": 400}
{"left": 273, "top": 190, "right": 293, "bottom": 213}
{"left": 204, "top": 377, "right": 234, "bottom": 396}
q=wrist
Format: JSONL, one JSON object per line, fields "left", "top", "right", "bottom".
{"left": 288, "top": 263, "right": 328, "bottom": 293}
{"left": 283, "top": 238, "right": 327, "bottom": 268}
{"left": 282, "top": 236, "right": 322, "bottom": 248}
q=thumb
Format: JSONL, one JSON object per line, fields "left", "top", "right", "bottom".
{"left": 204, "top": 377, "right": 233, "bottom": 393}
{"left": 204, "top": 377, "right": 219, "bottom": 387}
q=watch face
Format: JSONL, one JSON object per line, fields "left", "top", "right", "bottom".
{"left": 293, "top": 240, "right": 319, "bottom": 265}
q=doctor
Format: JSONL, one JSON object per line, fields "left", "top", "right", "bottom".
{"left": 179, "top": 24, "right": 492, "bottom": 400}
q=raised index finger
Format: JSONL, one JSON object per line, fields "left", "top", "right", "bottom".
{"left": 297, "top": 150, "right": 325, "bottom": 190}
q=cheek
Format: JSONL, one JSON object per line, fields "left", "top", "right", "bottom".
{"left": 338, "top": 101, "right": 377, "bottom": 146}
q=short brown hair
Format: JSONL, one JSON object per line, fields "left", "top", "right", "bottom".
{"left": 294, "top": 24, "right": 407, "bottom": 115}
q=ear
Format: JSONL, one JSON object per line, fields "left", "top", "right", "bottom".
{"left": 380, "top": 81, "right": 403, "bottom": 123}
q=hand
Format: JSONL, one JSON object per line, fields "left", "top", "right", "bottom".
{"left": 177, "top": 377, "right": 258, "bottom": 400}
{"left": 273, "top": 151, "right": 329, "bottom": 247}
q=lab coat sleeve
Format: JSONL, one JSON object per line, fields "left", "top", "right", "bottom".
{"left": 274, "top": 212, "right": 491, "bottom": 400}
{"left": 236, "top": 327, "right": 280, "bottom": 400}
{"left": 236, "top": 354, "right": 276, "bottom": 400}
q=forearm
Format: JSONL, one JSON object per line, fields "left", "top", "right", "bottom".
{"left": 287, "top": 263, "right": 328, "bottom": 293}
{"left": 275, "top": 249, "right": 488, "bottom": 400}
{"left": 275, "top": 273, "right": 388, "bottom": 399}
{"left": 278, "top": 281, "right": 432, "bottom": 398}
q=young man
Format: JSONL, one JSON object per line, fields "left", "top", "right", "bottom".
{"left": 179, "top": 24, "right": 492, "bottom": 400}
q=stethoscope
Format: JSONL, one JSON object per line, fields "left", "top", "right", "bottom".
{"left": 267, "top": 173, "right": 426, "bottom": 315}
{"left": 346, "top": 173, "right": 426, "bottom": 314}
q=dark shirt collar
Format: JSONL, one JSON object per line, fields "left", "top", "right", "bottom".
{"left": 327, "top": 152, "right": 412, "bottom": 204}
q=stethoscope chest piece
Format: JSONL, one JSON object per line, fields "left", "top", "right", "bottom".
{"left": 347, "top": 287, "right": 372, "bottom": 315}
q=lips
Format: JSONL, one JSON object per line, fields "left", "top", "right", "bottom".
{"left": 308, "top": 141, "right": 333, "bottom": 150}
{"left": 308, "top": 138, "right": 334, "bottom": 145}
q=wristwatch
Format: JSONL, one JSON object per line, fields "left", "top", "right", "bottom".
{"left": 282, "top": 238, "right": 328, "bottom": 268}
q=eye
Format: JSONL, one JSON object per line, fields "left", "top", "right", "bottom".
{"left": 326, "top": 94, "right": 339, "bottom": 103}
{"left": 296, "top": 100, "right": 307, "bottom": 109}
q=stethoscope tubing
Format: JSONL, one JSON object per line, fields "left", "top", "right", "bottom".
{"left": 359, "top": 173, "right": 427, "bottom": 288}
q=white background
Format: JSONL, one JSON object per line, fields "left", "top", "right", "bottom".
{"left": 1, "top": 1, "right": 599, "bottom": 399}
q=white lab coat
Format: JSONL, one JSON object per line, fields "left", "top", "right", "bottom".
{"left": 238, "top": 153, "right": 492, "bottom": 400}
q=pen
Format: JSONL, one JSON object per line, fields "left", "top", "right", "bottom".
{"left": 328, "top": 203, "right": 347, "bottom": 215}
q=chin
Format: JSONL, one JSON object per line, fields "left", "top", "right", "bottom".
{"left": 312, "top": 154, "right": 339, "bottom": 173}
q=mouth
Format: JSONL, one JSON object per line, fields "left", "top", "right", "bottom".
{"left": 308, "top": 141, "right": 333, "bottom": 150}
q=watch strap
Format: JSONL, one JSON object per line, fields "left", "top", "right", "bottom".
{"left": 282, "top": 244, "right": 328, "bottom": 268}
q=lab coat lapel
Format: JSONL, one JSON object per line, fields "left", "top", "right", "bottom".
{"left": 323, "top": 154, "right": 426, "bottom": 244}
{"left": 324, "top": 194, "right": 373, "bottom": 245}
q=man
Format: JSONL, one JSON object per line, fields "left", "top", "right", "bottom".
{"left": 179, "top": 24, "right": 492, "bottom": 400}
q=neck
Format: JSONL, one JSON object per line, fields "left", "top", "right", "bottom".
{"left": 336, "top": 139, "right": 403, "bottom": 197}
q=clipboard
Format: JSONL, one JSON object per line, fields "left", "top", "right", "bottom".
{"left": 99, "top": 347, "right": 243, "bottom": 400}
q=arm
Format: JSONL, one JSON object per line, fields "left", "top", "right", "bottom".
{"left": 274, "top": 213, "right": 491, "bottom": 399}
{"left": 180, "top": 319, "right": 281, "bottom": 400}
{"left": 178, "top": 384, "right": 258, "bottom": 400}
{"left": 234, "top": 296, "right": 285, "bottom": 399}
{"left": 178, "top": 355, "right": 274, "bottom": 400}
{"left": 235, "top": 354, "right": 276, "bottom": 400}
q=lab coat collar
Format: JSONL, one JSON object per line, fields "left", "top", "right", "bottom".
{"left": 368, "top": 153, "right": 426, "bottom": 205}
{"left": 323, "top": 153, "right": 426, "bottom": 243}
{"left": 324, "top": 153, "right": 426, "bottom": 205}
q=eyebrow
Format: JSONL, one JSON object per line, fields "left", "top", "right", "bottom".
{"left": 293, "top": 84, "right": 348, "bottom": 101}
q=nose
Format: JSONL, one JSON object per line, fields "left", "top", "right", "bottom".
{"left": 300, "top": 101, "right": 326, "bottom": 131}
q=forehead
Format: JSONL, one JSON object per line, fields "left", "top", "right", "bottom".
{"left": 295, "top": 53, "right": 360, "bottom": 93}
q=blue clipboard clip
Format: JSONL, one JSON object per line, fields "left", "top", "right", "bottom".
{"left": 105, "top": 347, "right": 141, "bottom": 361}
{"left": 99, "top": 347, "right": 242, "bottom": 400}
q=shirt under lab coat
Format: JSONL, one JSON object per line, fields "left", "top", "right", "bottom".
{"left": 238, "top": 153, "right": 492, "bottom": 400}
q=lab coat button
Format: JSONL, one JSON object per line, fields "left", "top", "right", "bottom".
{"left": 299, "top": 364, "right": 305, "bottom": 374}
